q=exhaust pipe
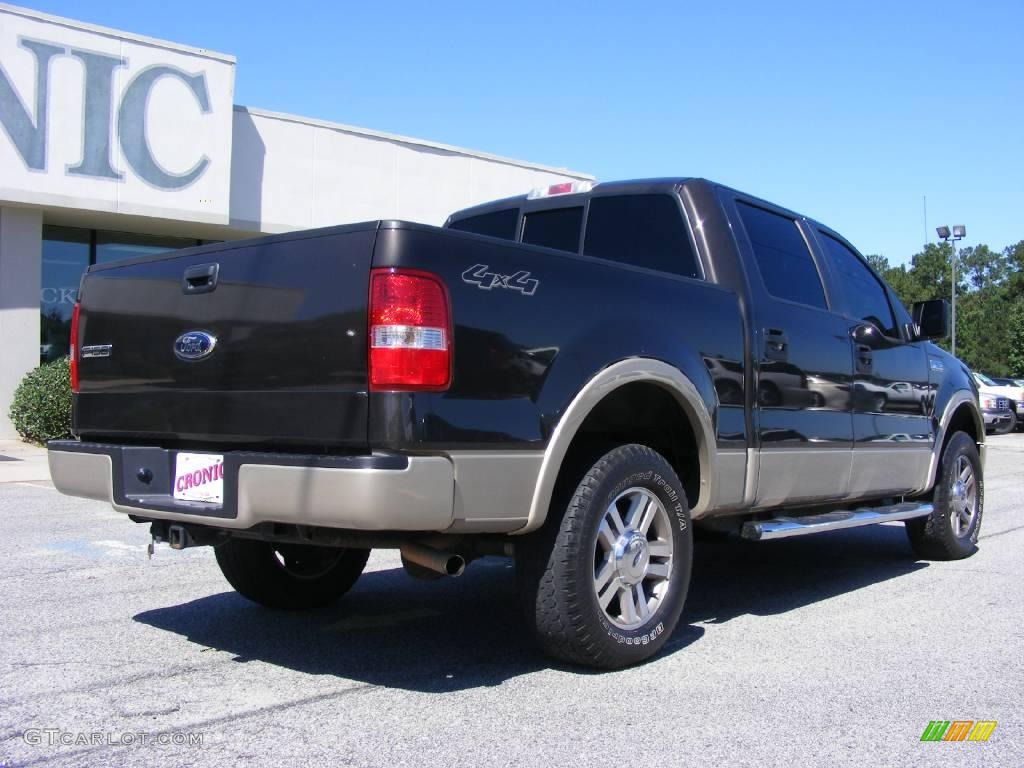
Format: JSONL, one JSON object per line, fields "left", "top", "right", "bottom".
{"left": 400, "top": 543, "right": 466, "bottom": 577}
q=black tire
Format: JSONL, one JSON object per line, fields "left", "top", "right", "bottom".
{"left": 516, "top": 444, "right": 693, "bottom": 669}
{"left": 994, "top": 410, "right": 1017, "bottom": 435}
{"left": 905, "top": 431, "right": 983, "bottom": 560}
{"left": 214, "top": 539, "right": 370, "bottom": 610}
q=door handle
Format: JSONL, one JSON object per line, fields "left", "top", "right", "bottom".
{"left": 182, "top": 263, "right": 219, "bottom": 295}
{"left": 855, "top": 344, "right": 873, "bottom": 374}
{"left": 764, "top": 328, "right": 789, "bottom": 361}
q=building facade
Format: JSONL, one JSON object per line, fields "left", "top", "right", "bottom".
{"left": 0, "top": 3, "right": 590, "bottom": 436}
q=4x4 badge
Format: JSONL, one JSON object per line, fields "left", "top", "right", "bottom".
{"left": 462, "top": 264, "right": 539, "bottom": 296}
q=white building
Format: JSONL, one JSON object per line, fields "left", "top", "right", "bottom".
{"left": 0, "top": 3, "right": 591, "bottom": 436}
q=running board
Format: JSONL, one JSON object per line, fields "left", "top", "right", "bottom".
{"left": 741, "top": 501, "right": 933, "bottom": 541}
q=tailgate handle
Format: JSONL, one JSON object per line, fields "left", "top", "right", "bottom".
{"left": 183, "top": 263, "right": 219, "bottom": 294}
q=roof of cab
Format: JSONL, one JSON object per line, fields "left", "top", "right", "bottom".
{"left": 446, "top": 177, "right": 695, "bottom": 224}
{"left": 445, "top": 176, "right": 830, "bottom": 245}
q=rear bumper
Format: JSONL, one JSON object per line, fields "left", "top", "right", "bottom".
{"left": 47, "top": 441, "right": 454, "bottom": 531}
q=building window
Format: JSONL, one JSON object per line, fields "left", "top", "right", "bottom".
{"left": 95, "top": 231, "right": 199, "bottom": 264}
{"left": 40, "top": 226, "right": 90, "bottom": 363}
{"left": 40, "top": 227, "right": 215, "bottom": 363}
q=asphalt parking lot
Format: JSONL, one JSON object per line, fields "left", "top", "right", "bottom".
{"left": 1, "top": 435, "right": 1021, "bottom": 768}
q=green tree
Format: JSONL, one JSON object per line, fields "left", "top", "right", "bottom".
{"left": 955, "top": 284, "right": 1013, "bottom": 375}
{"left": 864, "top": 253, "right": 890, "bottom": 274}
{"left": 872, "top": 240, "right": 1020, "bottom": 371}
{"left": 959, "top": 245, "right": 1010, "bottom": 291}
{"left": 877, "top": 242, "right": 963, "bottom": 310}
{"left": 1008, "top": 297, "right": 1024, "bottom": 377}
{"left": 1005, "top": 240, "right": 1024, "bottom": 298}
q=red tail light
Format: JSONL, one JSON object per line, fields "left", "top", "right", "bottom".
{"left": 69, "top": 301, "right": 81, "bottom": 393}
{"left": 369, "top": 268, "right": 451, "bottom": 391}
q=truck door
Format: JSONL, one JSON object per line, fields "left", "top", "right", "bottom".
{"left": 813, "top": 230, "right": 933, "bottom": 496}
{"left": 729, "top": 199, "right": 854, "bottom": 507}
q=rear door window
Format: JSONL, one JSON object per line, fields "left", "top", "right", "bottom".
{"left": 583, "top": 194, "right": 701, "bottom": 278}
{"left": 737, "top": 202, "right": 827, "bottom": 310}
{"left": 522, "top": 207, "right": 584, "bottom": 253}
{"left": 448, "top": 209, "right": 518, "bottom": 240}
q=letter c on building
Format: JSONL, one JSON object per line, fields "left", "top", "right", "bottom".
{"left": 117, "top": 65, "right": 211, "bottom": 190}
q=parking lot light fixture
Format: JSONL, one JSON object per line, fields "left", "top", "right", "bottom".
{"left": 936, "top": 224, "right": 967, "bottom": 356}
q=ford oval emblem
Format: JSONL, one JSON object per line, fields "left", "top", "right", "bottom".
{"left": 173, "top": 331, "right": 217, "bottom": 361}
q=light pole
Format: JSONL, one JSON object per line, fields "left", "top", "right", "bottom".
{"left": 936, "top": 224, "right": 966, "bottom": 356}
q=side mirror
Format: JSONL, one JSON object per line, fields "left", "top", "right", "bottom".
{"left": 911, "top": 299, "right": 950, "bottom": 341}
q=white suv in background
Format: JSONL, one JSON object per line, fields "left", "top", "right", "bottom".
{"left": 973, "top": 372, "right": 1021, "bottom": 433}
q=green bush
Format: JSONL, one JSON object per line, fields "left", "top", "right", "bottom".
{"left": 8, "top": 357, "right": 72, "bottom": 443}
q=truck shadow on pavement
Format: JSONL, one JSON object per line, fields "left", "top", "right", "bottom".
{"left": 134, "top": 524, "right": 927, "bottom": 690}
{"left": 681, "top": 523, "right": 928, "bottom": 625}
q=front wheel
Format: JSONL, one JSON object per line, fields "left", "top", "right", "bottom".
{"left": 905, "top": 431, "right": 983, "bottom": 560}
{"left": 215, "top": 539, "right": 370, "bottom": 609}
{"left": 994, "top": 410, "right": 1017, "bottom": 435}
{"left": 517, "top": 444, "right": 693, "bottom": 669}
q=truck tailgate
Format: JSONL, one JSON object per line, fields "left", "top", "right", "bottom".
{"left": 74, "top": 224, "right": 378, "bottom": 448}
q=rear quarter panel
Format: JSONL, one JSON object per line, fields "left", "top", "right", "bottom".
{"left": 369, "top": 224, "right": 745, "bottom": 452}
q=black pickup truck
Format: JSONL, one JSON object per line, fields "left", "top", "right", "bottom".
{"left": 49, "top": 177, "right": 985, "bottom": 669}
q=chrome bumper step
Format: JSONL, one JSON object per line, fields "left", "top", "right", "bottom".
{"left": 741, "top": 501, "right": 934, "bottom": 541}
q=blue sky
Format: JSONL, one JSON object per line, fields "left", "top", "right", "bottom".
{"left": 25, "top": 0, "right": 1024, "bottom": 264}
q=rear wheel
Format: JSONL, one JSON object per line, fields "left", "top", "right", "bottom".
{"left": 517, "top": 444, "right": 693, "bottom": 669}
{"left": 905, "top": 431, "right": 983, "bottom": 560}
{"left": 215, "top": 539, "right": 370, "bottom": 609}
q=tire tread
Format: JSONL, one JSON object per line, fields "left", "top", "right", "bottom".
{"left": 518, "top": 443, "right": 691, "bottom": 668}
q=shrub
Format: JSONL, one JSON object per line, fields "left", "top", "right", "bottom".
{"left": 8, "top": 357, "right": 72, "bottom": 443}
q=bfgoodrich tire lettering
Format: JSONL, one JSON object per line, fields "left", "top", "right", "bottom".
{"left": 215, "top": 539, "right": 370, "bottom": 610}
{"left": 905, "top": 431, "right": 983, "bottom": 560}
{"left": 517, "top": 444, "right": 693, "bottom": 669}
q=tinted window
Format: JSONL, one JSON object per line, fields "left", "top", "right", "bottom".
{"left": 448, "top": 209, "right": 519, "bottom": 240}
{"left": 821, "top": 233, "right": 897, "bottom": 336}
{"left": 41, "top": 226, "right": 90, "bottom": 363}
{"left": 737, "top": 202, "right": 827, "bottom": 309}
{"left": 522, "top": 207, "right": 583, "bottom": 252}
{"left": 583, "top": 194, "right": 700, "bottom": 278}
{"left": 95, "top": 231, "right": 199, "bottom": 264}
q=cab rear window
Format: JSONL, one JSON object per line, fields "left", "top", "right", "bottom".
{"left": 522, "top": 207, "right": 584, "bottom": 253}
{"left": 448, "top": 209, "right": 518, "bottom": 239}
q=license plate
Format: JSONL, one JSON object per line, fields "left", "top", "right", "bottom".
{"left": 173, "top": 452, "right": 225, "bottom": 504}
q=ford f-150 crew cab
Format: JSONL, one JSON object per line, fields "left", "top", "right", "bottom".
{"left": 49, "top": 177, "right": 985, "bottom": 668}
